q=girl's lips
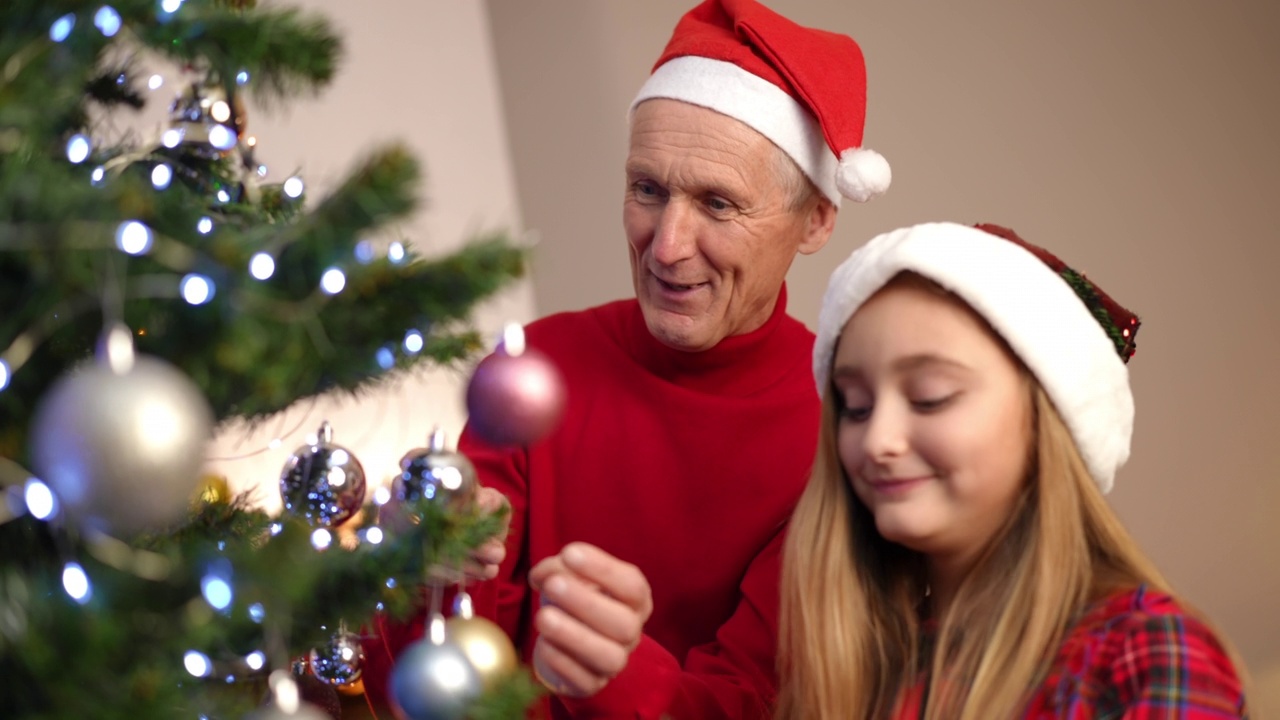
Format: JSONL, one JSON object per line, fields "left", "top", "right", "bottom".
{"left": 866, "top": 476, "right": 931, "bottom": 495}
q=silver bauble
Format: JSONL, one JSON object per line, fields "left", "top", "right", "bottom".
{"left": 308, "top": 629, "right": 365, "bottom": 686}
{"left": 388, "top": 637, "right": 482, "bottom": 720}
{"left": 393, "top": 428, "right": 477, "bottom": 512}
{"left": 279, "top": 421, "right": 366, "bottom": 527}
{"left": 30, "top": 324, "right": 214, "bottom": 537}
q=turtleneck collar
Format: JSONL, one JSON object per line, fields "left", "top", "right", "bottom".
{"left": 608, "top": 284, "right": 809, "bottom": 397}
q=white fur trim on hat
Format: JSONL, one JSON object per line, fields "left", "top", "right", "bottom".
{"left": 631, "top": 56, "right": 842, "bottom": 207}
{"left": 813, "top": 222, "right": 1133, "bottom": 493}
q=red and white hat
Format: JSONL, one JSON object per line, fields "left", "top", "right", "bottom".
{"left": 813, "top": 222, "right": 1142, "bottom": 493}
{"left": 631, "top": 0, "right": 890, "bottom": 207}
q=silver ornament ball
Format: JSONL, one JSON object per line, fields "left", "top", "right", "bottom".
{"left": 393, "top": 428, "right": 477, "bottom": 512}
{"left": 309, "top": 629, "right": 365, "bottom": 686}
{"left": 31, "top": 328, "right": 214, "bottom": 537}
{"left": 279, "top": 422, "right": 366, "bottom": 527}
{"left": 388, "top": 638, "right": 483, "bottom": 720}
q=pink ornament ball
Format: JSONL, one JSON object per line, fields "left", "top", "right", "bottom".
{"left": 465, "top": 347, "right": 566, "bottom": 447}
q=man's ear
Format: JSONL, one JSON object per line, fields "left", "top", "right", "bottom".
{"left": 797, "top": 199, "right": 837, "bottom": 256}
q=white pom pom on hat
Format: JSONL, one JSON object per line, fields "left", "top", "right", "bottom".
{"left": 630, "top": 0, "right": 890, "bottom": 208}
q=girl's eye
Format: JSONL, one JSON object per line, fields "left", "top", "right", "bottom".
{"left": 839, "top": 406, "right": 871, "bottom": 423}
{"left": 912, "top": 394, "right": 956, "bottom": 412}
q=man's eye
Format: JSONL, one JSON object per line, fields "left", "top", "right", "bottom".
{"left": 706, "top": 196, "right": 731, "bottom": 211}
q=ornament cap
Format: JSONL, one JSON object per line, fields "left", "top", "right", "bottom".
{"left": 96, "top": 322, "right": 135, "bottom": 374}
{"left": 429, "top": 425, "right": 446, "bottom": 452}
{"left": 453, "top": 590, "right": 474, "bottom": 619}
{"left": 317, "top": 421, "right": 333, "bottom": 445}
{"left": 500, "top": 321, "right": 526, "bottom": 357}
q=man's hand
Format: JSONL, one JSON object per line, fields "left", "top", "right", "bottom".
{"left": 425, "top": 485, "right": 510, "bottom": 583}
{"left": 528, "top": 542, "right": 653, "bottom": 697}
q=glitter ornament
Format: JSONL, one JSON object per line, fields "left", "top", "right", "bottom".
{"left": 464, "top": 323, "right": 566, "bottom": 447}
{"left": 279, "top": 422, "right": 367, "bottom": 527}
{"left": 30, "top": 323, "right": 214, "bottom": 537}
{"left": 308, "top": 628, "right": 365, "bottom": 687}
{"left": 393, "top": 427, "right": 478, "bottom": 513}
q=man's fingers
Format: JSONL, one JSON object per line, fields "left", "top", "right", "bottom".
{"left": 529, "top": 555, "right": 572, "bottom": 591}
{"left": 535, "top": 605, "right": 632, "bottom": 680}
{"left": 475, "top": 487, "right": 511, "bottom": 541}
{"left": 474, "top": 537, "right": 505, "bottom": 566}
{"left": 539, "top": 569, "right": 643, "bottom": 648}
{"left": 533, "top": 636, "right": 608, "bottom": 698}
{"left": 560, "top": 542, "right": 652, "bottom": 614}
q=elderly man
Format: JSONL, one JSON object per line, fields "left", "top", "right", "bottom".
{"left": 368, "top": 1, "right": 889, "bottom": 717}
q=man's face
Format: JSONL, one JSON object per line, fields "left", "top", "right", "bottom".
{"left": 623, "top": 99, "right": 833, "bottom": 352}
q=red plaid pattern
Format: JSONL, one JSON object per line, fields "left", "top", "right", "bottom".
{"left": 893, "top": 586, "right": 1248, "bottom": 718}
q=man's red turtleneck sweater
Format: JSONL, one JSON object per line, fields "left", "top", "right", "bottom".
{"left": 363, "top": 287, "right": 820, "bottom": 718}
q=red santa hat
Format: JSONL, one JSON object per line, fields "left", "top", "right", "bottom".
{"left": 631, "top": 0, "right": 890, "bottom": 207}
{"left": 813, "top": 222, "right": 1141, "bottom": 493}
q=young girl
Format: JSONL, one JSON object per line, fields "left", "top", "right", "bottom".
{"left": 777, "top": 222, "right": 1249, "bottom": 719}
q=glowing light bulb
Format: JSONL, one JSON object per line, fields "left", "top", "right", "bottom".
{"left": 66, "top": 135, "right": 91, "bottom": 164}
{"left": 94, "top": 6, "right": 122, "bottom": 37}
{"left": 115, "top": 221, "right": 153, "bottom": 255}
{"left": 24, "top": 478, "right": 57, "bottom": 520}
{"left": 208, "top": 124, "right": 236, "bottom": 151}
{"left": 62, "top": 563, "right": 92, "bottom": 604}
{"left": 201, "top": 575, "right": 233, "bottom": 610}
{"left": 403, "top": 330, "right": 424, "bottom": 354}
{"left": 283, "top": 176, "right": 304, "bottom": 199}
{"left": 184, "top": 650, "right": 212, "bottom": 677}
{"left": 320, "top": 267, "right": 346, "bottom": 295}
{"left": 388, "top": 241, "right": 405, "bottom": 264}
{"left": 50, "top": 14, "right": 76, "bottom": 42}
{"left": 151, "top": 163, "right": 172, "bottom": 189}
{"left": 249, "top": 252, "right": 275, "bottom": 280}
{"left": 180, "top": 274, "right": 215, "bottom": 305}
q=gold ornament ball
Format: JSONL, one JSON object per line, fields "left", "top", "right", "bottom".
{"left": 194, "top": 474, "right": 232, "bottom": 506}
{"left": 444, "top": 616, "right": 518, "bottom": 687}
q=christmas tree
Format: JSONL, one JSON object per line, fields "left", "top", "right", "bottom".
{"left": 0, "top": 0, "right": 541, "bottom": 717}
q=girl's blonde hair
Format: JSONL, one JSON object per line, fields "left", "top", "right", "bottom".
{"left": 776, "top": 274, "right": 1185, "bottom": 719}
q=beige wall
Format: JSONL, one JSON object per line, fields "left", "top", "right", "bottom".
{"left": 200, "top": 0, "right": 534, "bottom": 508}
{"left": 485, "top": 0, "right": 1280, "bottom": 709}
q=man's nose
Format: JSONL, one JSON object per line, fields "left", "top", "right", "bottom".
{"left": 651, "top": 201, "right": 697, "bottom": 265}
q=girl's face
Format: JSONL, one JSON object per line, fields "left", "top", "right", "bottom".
{"left": 831, "top": 279, "right": 1033, "bottom": 570}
